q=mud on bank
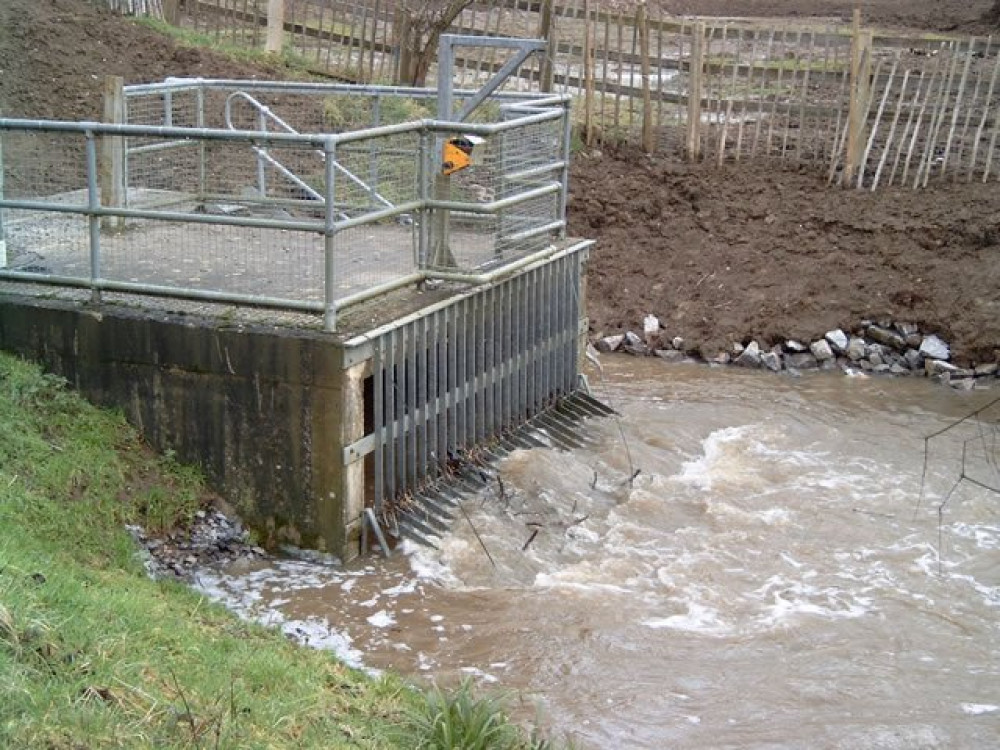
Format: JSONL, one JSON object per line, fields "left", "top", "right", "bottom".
{"left": 569, "top": 148, "right": 1000, "bottom": 368}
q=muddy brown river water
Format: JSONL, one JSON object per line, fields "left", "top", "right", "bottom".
{"left": 196, "top": 359, "right": 1000, "bottom": 749}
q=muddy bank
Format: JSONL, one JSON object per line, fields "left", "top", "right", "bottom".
{"left": 569, "top": 148, "right": 1000, "bottom": 368}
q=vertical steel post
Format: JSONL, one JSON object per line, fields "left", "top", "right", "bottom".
{"left": 323, "top": 138, "right": 338, "bottom": 331}
{"left": 85, "top": 131, "right": 102, "bottom": 304}
{"left": 373, "top": 342, "right": 384, "bottom": 512}
{"left": 369, "top": 94, "right": 381, "bottom": 211}
{"left": 256, "top": 108, "right": 269, "bottom": 198}
{"left": 196, "top": 85, "right": 207, "bottom": 203}
{"left": 0, "top": 131, "right": 6, "bottom": 268}
{"left": 559, "top": 100, "right": 572, "bottom": 238}
{"left": 417, "top": 128, "right": 431, "bottom": 267}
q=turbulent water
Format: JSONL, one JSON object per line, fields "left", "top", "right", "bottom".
{"left": 197, "top": 359, "right": 1000, "bottom": 749}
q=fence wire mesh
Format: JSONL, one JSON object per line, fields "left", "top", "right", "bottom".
{"left": 2, "top": 82, "right": 570, "bottom": 325}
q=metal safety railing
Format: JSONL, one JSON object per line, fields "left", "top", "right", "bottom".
{"left": 0, "top": 79, "right": 572, "bottom": 331}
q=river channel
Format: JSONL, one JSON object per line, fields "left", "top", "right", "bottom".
{"left": 196, "top": 359, "right": 999, "bottom": 748}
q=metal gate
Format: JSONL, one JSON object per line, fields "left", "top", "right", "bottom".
{"left": 368, "top": 247, "right": 586, "bottom": 515}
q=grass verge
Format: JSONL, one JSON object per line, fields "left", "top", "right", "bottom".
{"left": 0, "top": 352, "right": 562, "bottom": 748}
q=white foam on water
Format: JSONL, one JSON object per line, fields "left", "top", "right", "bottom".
{"left": 642, "top": 601, "right": 730, "bottom": 636}
{"left": 367, "top": 610, "right": 396, "bottom": 628}
{"left": 960, "top": 703, "right": 999, "bottom": 715}
{"left": 383, "top": 579, "right": 418, "bottom": 596}
{"left": 751, "top": 575, "right": 873, "bottom": 627}
{"left": 281, "top": 617, "right": 366, "bottom": 670}
{"left": 674, "top": 425, "right": 758, "bottom": 491}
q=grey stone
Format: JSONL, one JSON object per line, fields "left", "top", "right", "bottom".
{"left": 925, "top": 359, "right": 959, "bottom": 376}
{"left": 735, "top": 341, "right": 762, "bottom": 368}
{"left": 974, "top": 363, "right": 999, "bottom": 377}
{"left": 895, "top": 322, "right": 919, "bottom": 337}
{"left": 905, "top": 334, "right": 922, "bottom": 349}
{"left": 596, "top": 334, "right": 624, "bottom": 353}
{"left": 858, "top": 359, "right": 873, "bottom": 372}
{"left": 643, "top": 314, "right": 660, "bottom": 336}
{"left": 784, "top": 339, "right": 808, "bottom": 353}
{"left": 919, "top": 335, "right": 950, "bottom": 361}
{"left": 904, "top": 348, "right": 924, "bottom": 370}
{"left": 785, "top": 352, "right": 818, "bottom": 370}
{"left": 867, "top": 325, "right": 908, "bottom": 352}
{"left": 873, "top": 364, "right": 892, "bottom": 374}
{"left": 761, "top": 351, "right": 783, "bottom": 372}
{"left": 950, "top": 377, "right": 976, "bottom": 391}
{"left": 869, "top": 352, "right": 885, "bottom": 367}
{"left": 865, "top": 342, "right": 886, "bottom": 359}
{"left": 710, "top": 352, "right": 731, "bottom": 365}
{"left": 846, "top": 337, "right": 867, "bottom": 361}
{"left": 672, "top": 336, "right": 685, "bottom": 350}
{"left": 825, "top": 329, "right": 849, "bottom": 354}
{"left": 810, "top": 339, "right": 834, "bottom": 361}
{"left": 732, "top": 341, "right": 745, "bottom": 356}
{"left": 889, "top": 364, "right": 910, "bottom": 376}
{"left": 655, "top": 349, "right": 686, "bottom": 363}
{"left": 625, "top": 331, "right": 644, "bottom": 348}
{"left": 935, "top": 372, "right": 952, "bottom": 385}
{"left": 820, "top": 357, "right": 838, "bottom": 371}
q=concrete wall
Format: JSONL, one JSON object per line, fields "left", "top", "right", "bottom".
{"left": 0, "top": 295, "right": 357, "bottom": 557}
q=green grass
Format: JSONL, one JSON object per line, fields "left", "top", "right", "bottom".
{"left": 133, "top": 16, "right": 337, "bottom": 78}
{"left": 0, "top": 352, "right": 563, "bottom": 748}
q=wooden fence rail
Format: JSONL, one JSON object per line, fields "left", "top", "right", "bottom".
{"left": 98, "top": 0, "right": 1000, "bottom": 187}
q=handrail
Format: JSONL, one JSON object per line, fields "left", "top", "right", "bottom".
{"left": 224, "top": 91, "right": 396, "bottom": 214}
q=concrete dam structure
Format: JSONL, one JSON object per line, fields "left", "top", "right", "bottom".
{"left": 0, "top": 58, "right": 599, "bottom": 560}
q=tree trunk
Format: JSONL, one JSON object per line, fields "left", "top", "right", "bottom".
{"left": 394, "top": 0, "right": 473, "bottom": 87}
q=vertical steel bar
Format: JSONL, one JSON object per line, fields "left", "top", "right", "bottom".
{"left": 394, "top": 329, "right": 406, "bottom": 494}
{"left": 485, "top": 285, "right": 496, "bottom": 438}
{"left": 475, "top": 290, "right": 486, "bottom": 442}
{"left": 196, "top": 85, "right": 207, "bottom": 201}
{"left": 323, "top": 138, "right": 338, "bottom": 331}
{"left": 502, "top": 279, "right": 513, "bottom": 429}
{"left": 369, "top": 93, "right": 381, "bottom": 211}
{"left": 438, "top": 308, "right": 450, "bottom": 463}
{"left": 385, "top": 329, "right": 397, "bottom": 502}
{"left": 447, "top": 303, "right": 459, "bottom": 452}
{"left": 558, "top": 100, "right": 571, "bottom": 237}
{"left": 373, "top": 340, "right": 384, "bottom": 511}
{"left": 406, "top": 321, "right": 417, "bottom": 488}
{"left": 0, "top": 131, "right": 6, "bottom": 268}
{"left": 85, "top": 131, "right": 102, "bottom": 304}
{"left": 418, "top": 313, "right": 429, "bottom": 481}
{"left": 455, "top": 300, "right": 467, "bottom": 450}
{"left": 426, "top": 310, "right": 439, "bottom": 475}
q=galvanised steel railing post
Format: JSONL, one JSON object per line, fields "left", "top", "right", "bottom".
{"left": 85, "top": 130, "right": 102, "bottom": 304}
{"left": 323, "top": 136, "right": 338, "bottom": 331}
{"left": 559, "top": 99, "right": 572, "bottom": 238}
{"left": 196, "top": 85, "right": 207, "bottom": 203}
{"left": 417, "top": 127, "right": 430, "bottom": 268}
{"left": 0, "top": 131, "right": 6, "bottom": 268}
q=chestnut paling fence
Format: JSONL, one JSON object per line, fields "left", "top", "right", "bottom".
{"left": 97, "top": 0, "right": 1000, "bottom": 190}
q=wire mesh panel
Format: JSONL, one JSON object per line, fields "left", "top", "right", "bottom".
{"left": 0, "top": 129, "right": 90, "bottom": 274}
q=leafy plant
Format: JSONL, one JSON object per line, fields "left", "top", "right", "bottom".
{"left": 404, "top": 678, "right": 521, "bottom": 750}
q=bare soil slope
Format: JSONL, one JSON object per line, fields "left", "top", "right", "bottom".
{"left": 569, "top": 149, "right": 1000, "bottom": 366}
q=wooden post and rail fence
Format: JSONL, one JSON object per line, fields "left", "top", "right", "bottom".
{"left": 97, "top": 0, "right": 1000, "bottom": 189}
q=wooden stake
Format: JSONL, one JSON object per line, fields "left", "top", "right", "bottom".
{"left": 917, "top": 41, "right": 961, "bottom": 187}
{"left": 583, "top": 0, "right": 595, "bottom": 146}
{"left": 872, "top": 68, "right": 910, "bottom": 190}
{"left": 940, "top": 39, "right": 976, "bottom": 178}
{"left": 637, "top": 1, "right": 654, "bottom": 153}
{"left": 265, "top": 0, "right": 284, "bottom": 54}
{"left": 100, "top": 75, "right": 126, "bottom": 233}
{"left": 687, "top": 22, "right": 705, "bottom": 161}
{"left": 844, "top": 11, "right": 872, "bottom": 184}
{"left": 969, "top": 39, "right": 1000, "bottom": 181}
{"left": 859, "top": 57, "right": 899, "bottom": 188}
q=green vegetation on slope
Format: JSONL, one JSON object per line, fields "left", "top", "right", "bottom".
{"left": 0, "top": 352, "right": 561, "bottom": 749}
{"left": 0, "top": 352, "right": 415, "bottom": 747}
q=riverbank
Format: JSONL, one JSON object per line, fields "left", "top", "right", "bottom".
{"left": 569, "top": 148, "right": 1000, "bottom": 372}
{"left": 0, "top": 353, "right": 557, "bottom": 749}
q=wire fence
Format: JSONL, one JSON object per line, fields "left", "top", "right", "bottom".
{"left": 0, "top": 81, "right": 571, "bottom": 328}
{"left": 94, "top": 0, "right": 1000, "bottom": 190}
